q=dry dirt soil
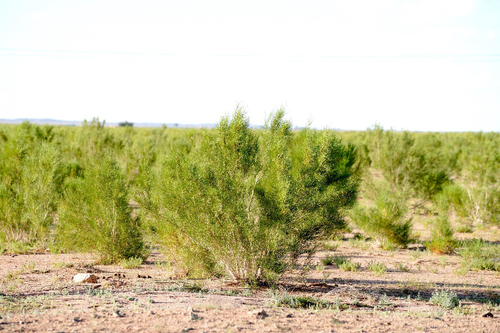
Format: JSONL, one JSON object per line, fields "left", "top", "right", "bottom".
{"left": 1, "top": 230, "right": 500, "bottom": 332}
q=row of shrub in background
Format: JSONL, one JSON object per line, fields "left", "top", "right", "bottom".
{"left": 0, "top": 110, "right": 499, "bottom": 282}
{"left": 345, "top": 125, "right": 500, "bottom": 252}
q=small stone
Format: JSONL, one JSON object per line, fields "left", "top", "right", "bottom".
{"left": 256, "top": 310, "right": 268, "bottom": 319}
{"left": 190, "top": 312, "right": 202, "bottom": 321}
{"left": 73, "top": 273, "right": 98, "bottom": 284}
{"left": 482, "top": 312, "right": 494, "bottom": 318}
{"left": 113, "top": 310, "right": 125, "bottom": 317}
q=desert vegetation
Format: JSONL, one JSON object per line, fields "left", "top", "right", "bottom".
{"left": 1, "top": 110, "right": 500, "bottom": 330}
{"left": 1, "top": 110, "right": 499, "bottom": 278}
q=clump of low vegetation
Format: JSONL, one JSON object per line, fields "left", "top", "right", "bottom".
{"left": 330, "top": 255, "right": 360, "bottom": 271}
{"left": 0, "top": 294, "right": 55, "bottom": 314}
{"left": 321, "top": 254, "right": 335, "bottom": 266}
{"left": 395, "top": 263, "right": 411, "bottom": 272}
{"left": 366, "top": 260, "right": 387, "bottom": 276}
{"left": 331, "top": 255, "right": 349, "bottom": 267}
{"left": 338, "top": 260, "right": 361, "bottom": 272}
{"left": 322, "top": 241, "right": 340, "bottom": 251}
{"left": 430, "top": 289, "right": 460, "bottom": 309}
{"left": 271, "top": 291, "right": 330, "bottom": 309}
{"left": 348, "top": 236, "right": 371, "bottom": 250}
{"left": 456, "top": 224, "right": 474, "bottom": 233}
{"left": 459, "top": 239, "right": 500, "bottom": 272}
{"left": 315, "top": 265, "right": 332, "bottom": 283}
{"left": 119, "top": 256, "right": 144, "bottom": 269}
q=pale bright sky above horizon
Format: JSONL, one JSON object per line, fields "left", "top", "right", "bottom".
{"left": 1, "top": 0, "right": 499, "bottom": 131}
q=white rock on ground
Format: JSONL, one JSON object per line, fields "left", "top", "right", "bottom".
{"left": 73, "top": 273, "right": 98, "bottom": 283}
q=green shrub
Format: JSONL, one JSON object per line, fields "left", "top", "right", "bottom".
{"left": 395, "top": 263, "right": 411, "bottom": 272}
{"left": 330, "top": 255, "right": 360, "bottom": 271}
{"left": 426, "top": 217, "right": 456, "bottom": 254}
{"left": 436, "top": 183, "right": 500, "bottom": 226}
{"left": 321, "top": 254, "right": 335, "bottom": 266}
{"left": 430, "top": 289, "right": 459, "bottom": 309}
{"left": 271, "top": 291, "right": 330, "bottom": 309}
{"left": 348, "top": 237, "right": 371, "bottom": 250}
{"left": 433, "top": 134, "right": 500, "bottom": 226}
{"left": 119, "top": 256, "right": 144, "bottom": 269}
{"left": 338, "top": 260, "right": 360, "bottom": 272}
{"left": 349, "top": 190, "right": 412, "bottom": 249}
{"left": 138, "top": 108, "right": 359, "bottom": 283}
{"left": 322, "top": 241, "right": 340, "bottom": 251}
{"left": 464, "top": 186, "right": 499, "bottom": 225}
{"left": 456, "top": 224, "right": 473, "bottom": 233}
{"left": 366, "top": 261, "right": 387, "bottom": 276}
{"left": 459, "top": 239, "right": 500, "bottom": 272}
{"left": 435, "top": 184, "right": 469, "bottom": 221}
{"left": 0, "top": 123, "right": 63, "bottom": 251}
{"left": 315, "top": 264, "right": 332, "bottom": 283}
{"left": 57, "top": 154, "right": 146, "bottom": 264}
{"left": 332, "top": 255, "right": 349, "bottom": 267}
{"left": 459, "top": 133, "right": 500, "bottom": 225}
{"left": 366, "top": 127, "right": 449, "bottom": 204}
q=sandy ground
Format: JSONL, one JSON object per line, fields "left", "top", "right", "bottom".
{"left": 1, "top": 235, "right": 500, "bottom": 332}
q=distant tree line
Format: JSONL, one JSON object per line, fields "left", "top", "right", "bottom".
{"left": 119, "top": 121, "right": 134, "bottom": 127}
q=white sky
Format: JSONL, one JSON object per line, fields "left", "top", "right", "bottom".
{"left": 1, "top": 0, "right": 499, "bottom": 131}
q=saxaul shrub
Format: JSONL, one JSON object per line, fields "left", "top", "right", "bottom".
{"left": 435, "top": 184, "right": 469, "bottom": 222}
{"left": 426, "top": 216, "right": 456, "bottom": 254}
{"left": 0, "top": 123, "right": 63, "bottom": 252}
{"left": 138, "top": 108, "right": 359, "bottom": 283}
{"left": 365, "top": 126, "right": 449, "bottom": 205}
{"left": 437, "top": 181, "right": 500, "bottom": 226}
{"left": 57, "top": 154, "right": 146, "bottom": 264}
{"left": 350, "top": 189, "right": 412, "bottom": 249}
{"left": 447, "top": 132, "right": 500, "bottom": 225}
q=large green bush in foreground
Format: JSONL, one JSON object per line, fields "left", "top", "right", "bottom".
{"left": 138, "top": 109, "right": 358, "bottom": 283}
{"left": 57, "top": 154, "right": 145, "bottom": 263}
